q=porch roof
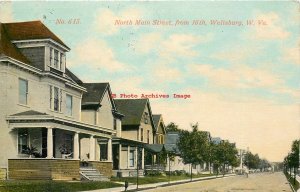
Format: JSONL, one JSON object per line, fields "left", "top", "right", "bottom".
{"left": 144, "top": 144, "right": 164, "bottom": 153}
{"left": 144, "top": 144, "right": 180, "bottom": 155}
{"left": 112, "top": 136, "right": 144, "bottom": 147}
{"left": 7, "top": 110, "right": 115, "bottom": 138}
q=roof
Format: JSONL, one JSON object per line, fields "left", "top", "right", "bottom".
{"left": 82, "top": 83, "right": 109, "bottom": 103}
{"left": 165, "top": 132, "right": 180, "bottom": 145}
{"left": 211, "top": 137, "right": 222, "bottom": 144}
{"left": 11, "top": 110, "right": 48, "bottom": 116}
{"left": 114, "top": 99, "right": 153, "bottom": 126}
{"left": 65, "top": 68, "right": 83, "bottom": 84}
{"left": 0, "top": 21, "right": 69, "bottom": 67}
{"left": 153, "top": 114, "right": 166, "bottom": 134}
{"left": 3, "top": 21, "right": 69, "bottom": 49}
{"left": 144, "top": 144, "right": 164, "bottom": 153}
{"left": 0, "top": 23, "right": 30, "bottom": 63}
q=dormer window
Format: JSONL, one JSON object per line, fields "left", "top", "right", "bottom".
{"left": 49, "top": 47, "right": 65, "bottom": 71}
{"left": 54, "top": 50, "right": 59, "bottom": 68}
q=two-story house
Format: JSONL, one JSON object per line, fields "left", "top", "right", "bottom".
{"left": 0, "top": 21, "right": 116, "bottom": 180}
{"left": 144, "top": 114, "right": 167, "bottom": 171}
{"left": 112, "top": 99, "right": 155, "bottom": 177}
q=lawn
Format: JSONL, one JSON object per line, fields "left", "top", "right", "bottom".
{"left": 111, "top": 173, "right": 215, "bottom": 185}
{"left": 0, "top": 180, "right": 122, "bottom": 192}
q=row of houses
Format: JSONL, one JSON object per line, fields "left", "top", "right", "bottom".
{"left": 0, "top": 20, "right": 208, "bottom": 181}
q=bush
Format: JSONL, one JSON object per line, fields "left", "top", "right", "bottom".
{"left": 144, "top": 170, "right": 162, "bottom": 176}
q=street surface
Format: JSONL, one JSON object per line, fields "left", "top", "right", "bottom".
{"left": 143, "top": 172, "right": 291, "bottom": 192}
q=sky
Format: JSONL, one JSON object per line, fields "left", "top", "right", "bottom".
{"left": 0, "top": 1, "right": 299, "bottom": 162}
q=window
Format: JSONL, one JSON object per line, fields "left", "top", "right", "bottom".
{"left": 54, "top": 50, "right": 59, "bottom": 68}
{"left": 141, "top": 128, "right": 144, "bottom": 141}
{"left": 50, "top": 47, "right": 64, "bottom": 71}
{"left": 60, "top": 53, "right": 64, "bottom": 70}
{"left": 50, "top": 86, "right": 62, "bottom": 112}
{"left": 50, "top": 47, "right": 53, "bottom": 65}
{"left": 54, "top": 87, "right": 59, "bottom": 111}
{"left": 100, "top": 144, "right": 108, "bottom": 161}
{"left": 18, "top": 129, "right": 28, "bottom": 154}
{"left": 144, "top": 112, "right": 148, "bottom": 124}
{"left": 147, "top": 130, "right": 150, "bottom": 144}
{"left": 129, "top": 150, "right": 135, "bottom": 167}
{"left": 66, "top": 94, "right": 73, "bottom": 116}
{"left": 19, "top": 78, "right": 28, "bottom": 105}
{"left": 49, "top": 86, "right": 52, "bottom": 109}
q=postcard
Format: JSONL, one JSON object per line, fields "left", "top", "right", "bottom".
{"left": 0, "top": 1, "right": 299, "bottom": 191}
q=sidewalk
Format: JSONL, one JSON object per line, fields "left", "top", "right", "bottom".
{"left": 81, "top": 174, "right": 236, "bottom": 192}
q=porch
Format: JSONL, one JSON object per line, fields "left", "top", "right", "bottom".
{"left": 112, "top": 137, "right": 144, "bottom": 177}
{"left": 6, "top": 111, "right": 115, "bottom": 180}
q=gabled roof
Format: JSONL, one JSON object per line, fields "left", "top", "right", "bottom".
{"left": 3, "top": 21, "right": 69, "bottom": 49}
{"left": 114, "top": 99, "right": 155, "bottom": 128}
{"left": 0, "top": 23, "right": 30, "bottom": 64}
{"left": 82, "top": 83, "right": 116, "bottom": 111}
{"left": 153, "top": 114, "right": 166, "bottom": 134}
{"left": 11, "top": 110, "right": 48, "bottom": 116}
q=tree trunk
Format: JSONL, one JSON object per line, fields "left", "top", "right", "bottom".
{"left": 190, "top": 164, "right": 193, "bottom": 181}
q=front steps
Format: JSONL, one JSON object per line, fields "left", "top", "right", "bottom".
{"left": 80, "top": 167, "right": 109, "bottom": 181}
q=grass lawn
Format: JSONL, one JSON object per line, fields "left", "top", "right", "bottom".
{"left": 284, "top": 171, "right": 299, "bottom": 191}
{"left": 0, "top": 180, "right": 122, "bottom": 192}
{"left": 111, "top": 173, "right": 215, "bottom": 185}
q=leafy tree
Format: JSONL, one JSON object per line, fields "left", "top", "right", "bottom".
{"left": 244, "top": 152, "right": 260, "bottom": 170}
{"left": 165, "top": 122, "right": 180, "bottom": 133}
{"left": 177, "top": 123, "right": 210, "bottom": 180}
{"left": 211, "top": 140, "right": 239, "bottom": 175}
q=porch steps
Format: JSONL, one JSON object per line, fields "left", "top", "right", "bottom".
{"left": 80, "top": 167, "right": 109, "bottom": 181}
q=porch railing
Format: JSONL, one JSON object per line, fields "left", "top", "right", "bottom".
{"left": 145, "top": 164, "right": 166, "bottom": 171}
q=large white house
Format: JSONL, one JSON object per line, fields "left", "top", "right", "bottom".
{"left": 0, "top": 21, "right": 117, "bottom": 180}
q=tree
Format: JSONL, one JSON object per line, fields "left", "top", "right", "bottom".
{"left": 244, "top": 152, "right": 260, "bottom": 170}
{"left": 177, "top": 123, "right": 210, "bottom": 180}
{"left": 165, "top": 122, "right": 180, "bottom": 133}
{"left": 211, "top": 140, "right": 239, "bottom": 176}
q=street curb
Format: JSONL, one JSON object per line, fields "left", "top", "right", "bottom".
{"left": 88, "top": 174, "right": 236, "bottom": 192}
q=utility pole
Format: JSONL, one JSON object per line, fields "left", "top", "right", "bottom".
{"left": 136, "top": 146, "right": 139, "bottom": 190}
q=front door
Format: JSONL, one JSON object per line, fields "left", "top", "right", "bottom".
{"left": 112, "top": 144, "right": 119, "bottom": 170}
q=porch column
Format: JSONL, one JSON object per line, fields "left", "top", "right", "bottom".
{"left": 107, "top": 138, "right": 112, "bottom": 162}
{"left": 73, "top": 132, "right": 79, "bottom": 160}
{"left": 89, "top": 135, "right": 95, "bottom": 161}
{"left": 135, "top": 147, "right": 138, "bottom": 169}
{"left": 127, "top": 146, "right": 130, "bottom": 168}
{"left": 47, "top": 128, "right": 53, "bottom": 158}
{"left": 142, "top": 147, "right": 145, "bottom": 169}
{"left": 119, "top": 144, "right": 122, "bottom": 169}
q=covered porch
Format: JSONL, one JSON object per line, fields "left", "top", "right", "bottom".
{"left": 112, "top": 137, "right": 144, "bottom": 177}
{"left": 6, "top": 111, "right": 114, "bottom": 180}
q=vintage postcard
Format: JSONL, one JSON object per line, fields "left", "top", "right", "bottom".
{"left": 0, "top": 1, "right": 299, "bottom": 191}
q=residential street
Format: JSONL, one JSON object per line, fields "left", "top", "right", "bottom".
{"left": 143, "top": 172, "right": 292, "bottom": 192}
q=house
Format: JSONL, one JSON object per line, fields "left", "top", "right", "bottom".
{"left": 144, "top": 114, "right": 167, "bottom": 171}
{"left": 153, "top": 114, "right": 166, "bottom": 144}
{"left": 165, "top": 132, "right": 203, "bottom": 174}
{"left": 113, "top": 99, "right": 155, "bottom": 177}
{"left": 0, "top": 21, "right": 116, "bottom": 180}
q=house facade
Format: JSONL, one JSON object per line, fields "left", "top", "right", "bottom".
{"left": 165, "top": 132, "right": 204, "bottom": 174}
{"left": 112, "top": 99, "right": 155, "bottom": 177}
{"left": 0, "top": 21, "right": 116, "bottom": 180}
